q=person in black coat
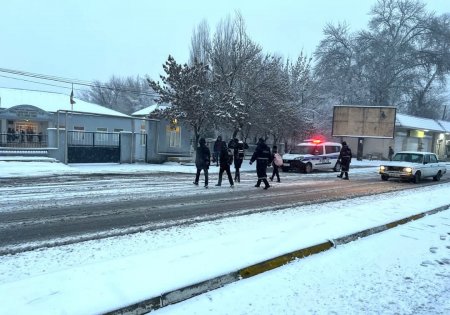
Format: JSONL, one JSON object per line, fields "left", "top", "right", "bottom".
{"left": 388, "top": 146, "right": 394, "bottom": 161}
{"left": 216, "top": 141, "right": 234, "bottom": 187}
{"left": 193, "top": 138, "right": 211, "bottom": 188}
{"left": 249, "top": 138, "right": 272, "bottom": 189}
{"left": 337, "top": 141, "right": 352, "bottom": 180}
{"left": 212, "top": 136, "right": 222, "bottom": 166}
{"left": 228, "top": 137, "right": 249, "bottom": 183}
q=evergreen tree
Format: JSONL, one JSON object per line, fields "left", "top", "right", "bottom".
{"left": 147, "top": 55, "right": 214, "bottom": 147}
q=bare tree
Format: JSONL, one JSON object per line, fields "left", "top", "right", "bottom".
{"left": 314, "top": 22, "right": 368, "bottom": 106}
{"left": 189, "top": 19, "right": 212, "bottom": 66}
{"left": 80, "top": 76, "right": 155, "bottom": 114}
{"left": 284, "top": 53, "right": 328, "bottom": 143}
{"left": 357, "top": 0, "right": 431, "bottom": 106}
{"left": 314, "top": 0, "right": 450, "bottom": 119}
{"left": 210, "top": 12, "right": 263, "bottom": 138}
{"left": 407, "top": 13, "right": 450, "bottom": 117}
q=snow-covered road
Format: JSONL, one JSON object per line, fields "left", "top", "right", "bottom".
{"left": 1, "top": 164, "right": 446, "bottom": 254}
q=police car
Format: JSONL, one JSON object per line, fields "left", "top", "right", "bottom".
{"left": 282, "top": 139, "right": 342, "bottom": 173}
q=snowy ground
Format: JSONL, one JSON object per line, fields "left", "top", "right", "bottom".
{"left": 0, "top": 159, "right": 449, "bottom": 314}
{"left": 0, "top": 157, "right": 383, "bottom": 178}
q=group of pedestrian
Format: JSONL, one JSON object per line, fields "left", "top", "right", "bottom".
{"left": 197, "top": 137, "right": 357, "bottom": 186}
{"left": 193, "top": 136, "right": 239, "bottom": 188}
{"left": 194, "top": 136, "right": 280, "bottom": 189}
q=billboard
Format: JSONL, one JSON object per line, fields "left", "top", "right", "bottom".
{"left": 332, "top": 105, "right": 396, "bottom": 138}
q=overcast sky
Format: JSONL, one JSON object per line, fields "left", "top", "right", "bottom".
{"left": 0, "top": 0, "right": 449, "bottom": 94}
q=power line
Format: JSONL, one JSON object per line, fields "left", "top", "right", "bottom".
{"left": 0, "top": 74, "right": 90, "bottom": 93}
{"left": 0, "top": 67, "right": 93, "bottom": 86}
{"left": 0, "top": 67, "right": 159, "bottom": 97}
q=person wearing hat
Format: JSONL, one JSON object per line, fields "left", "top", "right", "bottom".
{"left": 249, "top": 138, "right": 272, "bottom": 189}
{"left": 337, "top": 141, "right": 352, "bottom": 180}
{"left": 193, "top": 137, "right": 211, "bottom": 188}
{"left": 228, "top": 137, "right": 249, "bottom": 183}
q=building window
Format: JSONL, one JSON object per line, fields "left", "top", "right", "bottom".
{"left": 166, "top": 125, "right": 181, "bottom": 148}
{"left": 140, "top": 122, "right": 147, "bottom": 146}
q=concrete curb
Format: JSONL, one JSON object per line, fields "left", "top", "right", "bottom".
{"left": 106, "top": 204, "right": 450, "bottom": 315}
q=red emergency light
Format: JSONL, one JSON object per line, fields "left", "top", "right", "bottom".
{"left": 304, "top": 138, "right": 324, "bottom": 144}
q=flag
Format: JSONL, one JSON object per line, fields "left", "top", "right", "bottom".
{"left": 70, "top": 86, "right": 76, "bottom": 105}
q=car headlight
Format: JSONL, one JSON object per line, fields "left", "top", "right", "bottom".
{"left": 404, "top": 167, "right": 412, "bottom": 173}
{"left": 294, "top": 157, "right": 303, "bottom": 161}
{"left": 380, "top": 165, "right": 385, "bottom": 172}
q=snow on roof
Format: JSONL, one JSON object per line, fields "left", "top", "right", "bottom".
{"left": 437, "top": 120, "right": 450, "bottom": 133}
{"left": 396, "top": 113, "right": 445, "bottom": 132}
{"left": 0, "top": 87, "right": 130, "bottom": 118}
{"left": 131, "top": 103, "right": 169, "bottom": 116}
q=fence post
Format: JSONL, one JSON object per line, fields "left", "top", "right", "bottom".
{"left": 47, "top": 128, "right": 66, "bottom": 163}
{"left": 120, "top": 131, "right": 133, "bottom": 164}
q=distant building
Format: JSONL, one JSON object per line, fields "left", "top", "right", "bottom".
{"left": 342, "top": 113, "right": 450, "bottom": 160}
{"left": 0, "top": 87, "right": 133, "bottom": 140}
{"left": 0, "top": 87, "right": 136, "bottom": 162}
{"left": 0, "top": 88, "right": 197, "bottom": 164}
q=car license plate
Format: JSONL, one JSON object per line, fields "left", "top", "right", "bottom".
{"left": 283, "top": 162, "right": 290, "bottom": 166}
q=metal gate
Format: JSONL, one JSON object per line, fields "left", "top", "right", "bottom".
{"left": 67, "top": 131, "right": 120, "bottom": 163}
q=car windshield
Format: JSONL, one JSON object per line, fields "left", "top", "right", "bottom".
{"left": 392, "top": 153, "right": 423, "bottom": 163}
{"left": 290, "top": 145, "right": 318, "bottom": 155}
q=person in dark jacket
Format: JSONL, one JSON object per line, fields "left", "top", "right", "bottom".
{"left": 212, "top": 136, "right": 222, "bottom": 166}
{"left": 270, "top": 145, "right": 281, "bottom": 183}
{"left": 388, "top": 146, "right": 394, "bottom": 161}
{"left": 249, "top": 138, "right": 272, "bottom": 189}
{"left": 216, "top": 141, "right": 234, "bottom": 187}
{"left": 193, "top": 138, "right": 211, "bottom": 188}
{"left": 228, "top": 137, "right": 249, "bottom": 183}
{"left": 337, "top": 141, "right": 352, "bottom": 180}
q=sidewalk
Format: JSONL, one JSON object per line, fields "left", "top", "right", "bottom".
{"left": 107, "top": 201, "right": 450, "bottom": 314}
{"left": 0, "top": 157, "right": 382, "bottom": 178}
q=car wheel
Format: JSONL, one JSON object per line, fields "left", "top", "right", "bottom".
{"left": 413, "top": 171, "right": 421, "bottom": 184}
{"left": 304, "top": 163, "right": 313, "bottom": 174}
{"left": 282, "top": 167, "right": 289, "bottom": 172}
{"left": 433, "top": 171, "right": 442, "bottom": 181}
{"left": 381, "top": 174, "right": 389, "bottom": 181}
{"left": 333, "top": 161, "right": 341, "bottom": 172}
